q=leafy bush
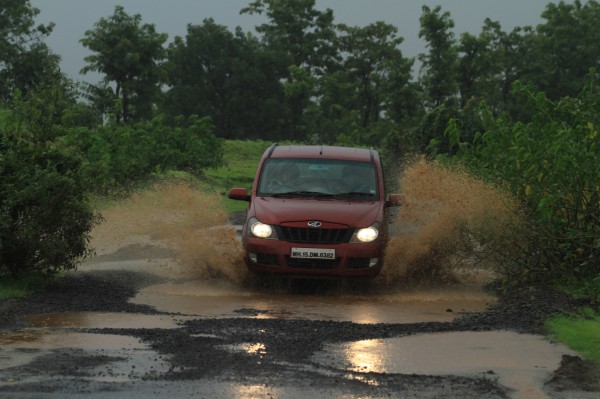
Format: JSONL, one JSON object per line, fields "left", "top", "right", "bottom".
{"left": 64, "top": 115, "right": 224, "bottom": 192}
{"left": 452, "top": 76, "right": 600, "bottom": 297}
{"left": 0, "top": 129, "right": 100, "bottom": 278}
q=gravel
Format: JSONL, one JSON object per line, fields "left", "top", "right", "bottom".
{"left": 1, "top": 269, "right": 599, "bottom": 397}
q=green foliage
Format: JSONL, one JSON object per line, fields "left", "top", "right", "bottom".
{"left": 203, "top": 139, "right": 273, "bottom": 212}
{"left": 418, "top": 5, "right": 459, "bottom": 110}
{"left": 537, "top": 0, "right": 600, "bottom": 99}
{"left": 80, "top": 5, "right": 168, "bottom": 122}
{"left": 453, "top": 76, "right": 600, "bottom": 295}
{"left": 546, "top": 308, "right": 600, "bottom": 363}
{"left": 0, "top": 126, "right": 99, "bottom": 279}
{"left": 203, "top": 139, "right": 269, "bottom": 188}
{"left": 336, "top": 22, "right": 414, "bottom": 139}
{"left": 163, "top": 19, "right": 287, "bottom": 139}
{"left": 64, "top": 115, "right": 223, "bottom": 193}
{"left": 0, "top": 272, "right": 58, "bottom": 299}
{"left": 0, "top": 0, "right": 60, "bottom": 102}
{"left": 241, "top": 0, "right": 337, "bottom": 73}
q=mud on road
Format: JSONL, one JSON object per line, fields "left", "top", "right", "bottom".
{"left": 0, "top": 267, "right": 599, "bottom": 399}
{"left": 1, "top": 179, "right": 600, "bottom": 398}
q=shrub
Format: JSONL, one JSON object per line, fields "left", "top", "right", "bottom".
{"left": 1, "top": 81, "right": 101, "bottom": 279}
{"left": 452, "top": 76, "right": 600, "bottom": 297}
{"left": 64, "top": 115, "right": 223, "bottom": 192}
{"left": 0, "top": 129, "right": 100, "bottom": 278}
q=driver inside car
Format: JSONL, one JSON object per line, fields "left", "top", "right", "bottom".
{"left": 268, "top": 164, "right": 300, "bottom": 192}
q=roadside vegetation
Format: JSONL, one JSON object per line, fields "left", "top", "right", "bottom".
{"left": 547, "top": 309, "right": 600, "bottom": 363}
{"left": 0, "top": 0, "right": 598, "bottom": 360}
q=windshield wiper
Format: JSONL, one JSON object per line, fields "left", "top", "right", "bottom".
{"left": 270, "top": 191, "right": 334, "bottom": 198}
{"left": 335, "top": 192, "right": 375, "bottom": 198}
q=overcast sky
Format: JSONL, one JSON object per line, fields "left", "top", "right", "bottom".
{"left": 30, "top": 0, "right": 562, "bottom": 84}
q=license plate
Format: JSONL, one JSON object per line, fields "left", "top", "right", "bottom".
{"left": 290, "top": 248, "right": 335, "bottom": 260}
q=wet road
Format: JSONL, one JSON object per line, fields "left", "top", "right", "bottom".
{"left": 0, "top": 224, "right": 592, "bottom": 399}
{"left": 0, "top": 250, "right": 581, "bottom": 399}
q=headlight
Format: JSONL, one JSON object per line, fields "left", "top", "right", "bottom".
{"left": 352, "top": 225, "right": 379, "bottom": 243}
{"left": 249, "top": 218, "right": 276, "bottom": 239}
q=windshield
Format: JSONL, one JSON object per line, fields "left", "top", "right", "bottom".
{"left": 257, "top": 158, "right": 379, "bottom": 199}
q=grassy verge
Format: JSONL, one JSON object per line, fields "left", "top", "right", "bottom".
{"left": 202, "top": 139, "right": 273, "bottom": 212}
{"left": 0, "top": 273, "right": 57, "bottom": 299}
{"left": 88, "top": 139, "right": 271, "bottom": 213}
{"left": 546, "top": 308, "right": 600, "bottom": 363}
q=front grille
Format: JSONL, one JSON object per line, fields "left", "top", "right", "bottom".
{"left": 277, "top": 226, "right": 353, "bottom": 244}
{"left": 285, "top": 256, "right": 339, "bottom": 270}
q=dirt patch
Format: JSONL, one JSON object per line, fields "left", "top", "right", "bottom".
{"left": 0, "top": 270, "right": 162, "bottom": 329}
{"left": 546, "top": 355, "right": 600, "bottom": 392}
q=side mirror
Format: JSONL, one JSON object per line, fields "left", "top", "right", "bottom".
{"left": 385, "top": 194, "right": 404, "bottom": 208}
{"left": 228, "top": 188, "right": 251, "bottom": 202}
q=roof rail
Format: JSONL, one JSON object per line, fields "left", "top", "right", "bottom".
{"left": 369, "top": 147, "right": 375, "bottom": 162}
{"left": 266, "top": 143, "right": 278, "bottom": 158}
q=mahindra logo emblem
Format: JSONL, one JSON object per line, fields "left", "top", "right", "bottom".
{"left": 307, "top": 221, "right": 322, "bottom": 228}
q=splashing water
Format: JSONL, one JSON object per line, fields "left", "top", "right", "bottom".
{"left": 90, "top": 180, "right": 247, "bottom": 284}
{"left": 90, "top": 163, "right": 522, "bottom": 292}
{"left": 379, "top": 158, "right": 521, "bottom": 288}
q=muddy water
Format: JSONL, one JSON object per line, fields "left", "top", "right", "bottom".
{"left": 312, "top": 331, "right": 575, "bottom": 399}
{"left": 132, "top": 280, "right": 494, "bottom": 323}
{"left": 0, "top": 330, "right": 171, "bottom": 382}
{"left": 3, "top": 172, "right": 561, "bottom": 397}
{"left": 380, "top": 159, "right": 521, "bottom": 286}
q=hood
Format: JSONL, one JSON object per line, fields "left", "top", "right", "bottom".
{"left": 251, "top": 197, "right": 383, "bottom": 228}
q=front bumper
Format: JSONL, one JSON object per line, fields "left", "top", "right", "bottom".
{"left": 242, "top": 237, "right": 385, "bottom": 278}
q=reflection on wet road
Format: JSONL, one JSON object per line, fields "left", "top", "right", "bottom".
{"left": 0, "top": 274, "right": 577, "bottom": 399}
{"left": 313, "top": 331, "right": 574, "bottom": 399}
{"left": 0, "top": 191, "right": 583, "bottom": 399}
{"left": 132, "top": 279, "right": 495, "bottom": 324}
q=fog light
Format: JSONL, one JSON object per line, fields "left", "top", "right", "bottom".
{"left": 248, "top": 253, "right": 258, "bottom": 263}
{"left": 369, "top": 258, "right": 379, "bottom": 268}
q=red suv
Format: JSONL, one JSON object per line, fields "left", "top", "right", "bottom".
{"left": 228, "top": 144, "right": 402, "bottom": 278}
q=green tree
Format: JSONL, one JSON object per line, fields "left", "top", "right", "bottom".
{"left": 241, "top": 0, "right": 338, "bottom": 74}
{"left": 416, "top": 6, "right": 460, "bottom": 153}
{"left": 1, "top": 82, "right": 100, "bottom": 278}
{"left": 337, "top": 22, "right": 412, "bottom": 130}
{"left": 453, "top": 20, "right": 539, "bottom": 146}
{"left": 418, "top": 5, "right": 459, "bottom": 110}
{"left": 163, "top": 19, "right": 286, "bottom": 139}
{"left": 535, "top": 0, "right": 600, "bottom": 99}
{"left": 0, "top": 0, "right": 60, "bottom": 101}
{"left": 318, "top": 21, "right": 416, "bottom": 146}
{"left": 80, "top": 6, "right": 167, "bottom": 122}
{"left": 241, "top": 0, "right": 338, "bottom": 140}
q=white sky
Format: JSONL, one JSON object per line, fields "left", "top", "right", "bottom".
{"left": 30, "top": 0, "right": 562, "bottom": 84}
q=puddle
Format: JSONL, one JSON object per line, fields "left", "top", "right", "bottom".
{"left": 1, "top": 313, "right": 186, "bottom": 377}
{"left": 312, "top": 331, "right": 576, "bottom": 399}
{"left": 132, "top": 279, "right": 494, "bottom": 323}
{"left": 0, "top": 330, "right": 173, "bottom": 384}
{"left": 22, "top": 312, "right": 188, "bottom": 329}
{"left": 0, "top": 331, "right": 145, "bottom": 351}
